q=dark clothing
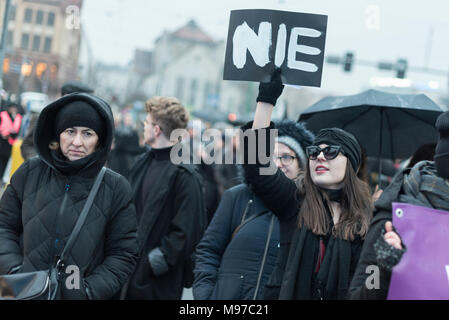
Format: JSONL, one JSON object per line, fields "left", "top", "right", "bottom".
{"left": 0, "top": 93, "right": 139, "bottom": 300}
{"left": 20, "top": 113, "right": 39, "bottom": 161}
{"left": 193, "top": 184, "right": 280, "bottom": 300}
{"left": 349, "top": 161, "right": 449, "bottom": 299}
{"left": 214, "top": 151, "right": 241, "bottom": 195}
{"left": 108, "top": 127, "right": 144, "bottom": 179}
{"left": 0, "top": 144, "right": 10, "bottom": 178}
{"left": 123, "top": 147, "right": 207, "bottom": 300}
{"left": 241, "top": 121, "right": 364, "bottom": 300}
{"left": 198, "top": 162, "right": 220, "bottom": 224}
{"left": 136, "top": 147, "right": 171, "bottom": 222}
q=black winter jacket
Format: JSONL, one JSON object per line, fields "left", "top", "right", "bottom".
{"left": 193, "top": 184, "right": 280, "bottom": 300}
{"left": 349, "top": 167, "right": 411, "bottom": 299}
{"left": 0, "top": 93, "right": 139, "bottom": 299}
{"left": 123, "top": 149, "right": 207, "bottom": 300}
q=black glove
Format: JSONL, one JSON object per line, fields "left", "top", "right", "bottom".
{"left": 256, "top": 68, "right": 284, "bottom": 106}
{"left": 374, "top": 226, "right": 407, "bottom": 271}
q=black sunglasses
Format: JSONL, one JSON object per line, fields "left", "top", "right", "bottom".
{"left": 306, "top": 145, "right": 344, "bottom": 160}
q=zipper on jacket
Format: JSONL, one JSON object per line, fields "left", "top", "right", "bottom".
{"left": 49, "top": 182, "right": 70, "bottom": 267}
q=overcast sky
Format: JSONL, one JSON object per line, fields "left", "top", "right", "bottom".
{"left": 80, "top": 0, "right": 449, "bottom": 70}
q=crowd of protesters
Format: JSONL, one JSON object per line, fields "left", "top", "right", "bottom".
{"left": 0, "top": 69, "right": 445, "bottom": 300}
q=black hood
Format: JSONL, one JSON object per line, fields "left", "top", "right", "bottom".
{"left": 34, "top": 93, "right": 114, "bottom": 176}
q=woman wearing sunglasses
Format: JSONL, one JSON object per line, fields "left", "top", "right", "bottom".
{"left": 241, "top": 69, "right": 373, "bottom": 300}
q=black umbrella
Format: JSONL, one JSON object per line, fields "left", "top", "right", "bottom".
{"left": 298, "top": 89, "right": 444, "bottom": 186}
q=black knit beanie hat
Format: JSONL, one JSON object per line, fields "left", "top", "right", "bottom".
{"left": 434, "top": 111, "right": 449, "bottom": 179}
{"left": 313, "top": 127, "right": 361, "bottom": 172}
{"left": 55, "top": 100, "right": 105, "bottom": 143}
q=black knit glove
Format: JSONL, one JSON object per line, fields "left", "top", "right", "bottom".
{"left": 256, "top": 68, "right": 284, "bottom": 106}
{"left": 374, "top": 226, "right": 407, "bottom": 271}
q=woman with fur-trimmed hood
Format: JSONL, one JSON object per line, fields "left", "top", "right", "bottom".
{"left": 193, "top": 120, "right": 314, "bottom": 300}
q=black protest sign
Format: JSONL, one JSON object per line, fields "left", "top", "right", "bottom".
{"left": 223, "top": 9, "right": 328, "bottom": 87}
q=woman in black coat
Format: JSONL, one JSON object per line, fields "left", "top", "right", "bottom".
{"left": 0, "top": 93, "right": 139, "bottom": 299}
{"left": 241, "top": 70, "right": 373, "bottom": 300}
{"left": 193, "top": 120, "right": 314, "bottom": 300}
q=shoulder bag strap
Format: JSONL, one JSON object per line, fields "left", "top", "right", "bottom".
{"left": 231, "top": 194, "right": 269, "bottom": 239}
{"left": 59, "top": 167, "right": 107, "bottom": 263}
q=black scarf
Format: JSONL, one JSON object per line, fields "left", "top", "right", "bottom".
{"left": 279, "top": 227, "right": 358, "bottom": 300}
{"left": 279, "top": 189, "right": 360, "bottom": 300}
{"left": 321, "top": 187, "right": 344, "bottom": 203}
{"left": 50, "top": 148, "right": 103, "bottom": 177}
{"left": 399, "top": 161, "right": 449, "bottom": 211}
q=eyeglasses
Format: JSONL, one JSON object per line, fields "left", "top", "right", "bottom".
{"left": 306, "top": 145, "right": 344, "bottom": 160}
{"left": 275, "top": 154, "right": 297, "bottom": 166}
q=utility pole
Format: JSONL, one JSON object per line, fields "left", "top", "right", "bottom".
{"left": 0, "top": 0, "right": 11, "bottom": 86}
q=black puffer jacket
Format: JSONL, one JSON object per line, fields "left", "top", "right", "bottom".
{"left": 193, "top": 184, "right": 280, "bottom": 300}
{"left": 0, "top": 93, "right": 139, "bottom": 299}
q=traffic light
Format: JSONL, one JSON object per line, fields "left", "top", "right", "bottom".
{"left": 396, "top": 59, "right": 407, "bottom": 79}
{"left": 343, "top": 52, "right": 354, "bottom": 72}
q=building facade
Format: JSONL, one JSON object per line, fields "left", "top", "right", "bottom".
{"left": 127, "top": 19, "right": 322, "bottom": 121}
{"left": 0, "top": 0, "right": 82, "bottom": 98}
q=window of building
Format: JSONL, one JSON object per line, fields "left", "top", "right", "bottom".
{"left": 43, "top": 37, "right": 52, "bottom": 53}
{"left": 9, "top": 5, "right": 16, "bottom": 21}
{"left": 24, "top": 8, "right": 33, "bottom": 23}
{"left": 47, "top": 12, "right": 55, "bottom": 26}
{"left": 21, "top": 33, "right": 30, "bottom": 49}
{"left": 36, "top": 10, "right": 44, "bottom": 25}
{"left": 189, "top": 79, "right": 198, "bottom": 106}
{"left": 32, "top": 36, "right": 41, "bottom": 51}
{"left": 6, "top": 31, "right": 13, "bottom": 48}
{"left": 176, "top": 77, "right": 185, "bottom": 101}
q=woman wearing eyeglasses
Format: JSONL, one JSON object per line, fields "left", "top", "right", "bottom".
{"left": 193, "top": 120, "right": 314, "bottom": 300}
{"left": 240, "top": 69, "right": 373, "bottom": 300}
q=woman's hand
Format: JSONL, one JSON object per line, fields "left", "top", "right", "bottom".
{"left": 252, "top": 68, "right": 284, "bottom": 130}
{"left": 384, "top": 221, "right": 402, "bottom": 250}
{"left": 256, "top": 68, "right": 284, "bottom": 106}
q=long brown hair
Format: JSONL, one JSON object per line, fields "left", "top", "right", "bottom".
{"left": 295, "top": 159, "right": 373, "bottom": 241}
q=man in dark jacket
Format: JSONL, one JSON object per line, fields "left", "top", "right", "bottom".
{"left": 0, "top": 93, "right": 139, "bottom": 299}
{"left": 349, "top": 111, "right": 449, "bottom": 299}
{"left": 122, "top": 96, "right": 207, "bottom": 300}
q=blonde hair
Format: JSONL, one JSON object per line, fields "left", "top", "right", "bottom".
{"left": 145, "top": 96, "right": 189, "bottom": 138}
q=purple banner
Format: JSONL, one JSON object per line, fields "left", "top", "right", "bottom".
{"left": 388, "top": 202, "right": 449, "bottom": 300}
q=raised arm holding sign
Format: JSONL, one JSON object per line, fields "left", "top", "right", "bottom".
{"left": 235, "top": 15, "right": 374, "bottom": 299}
